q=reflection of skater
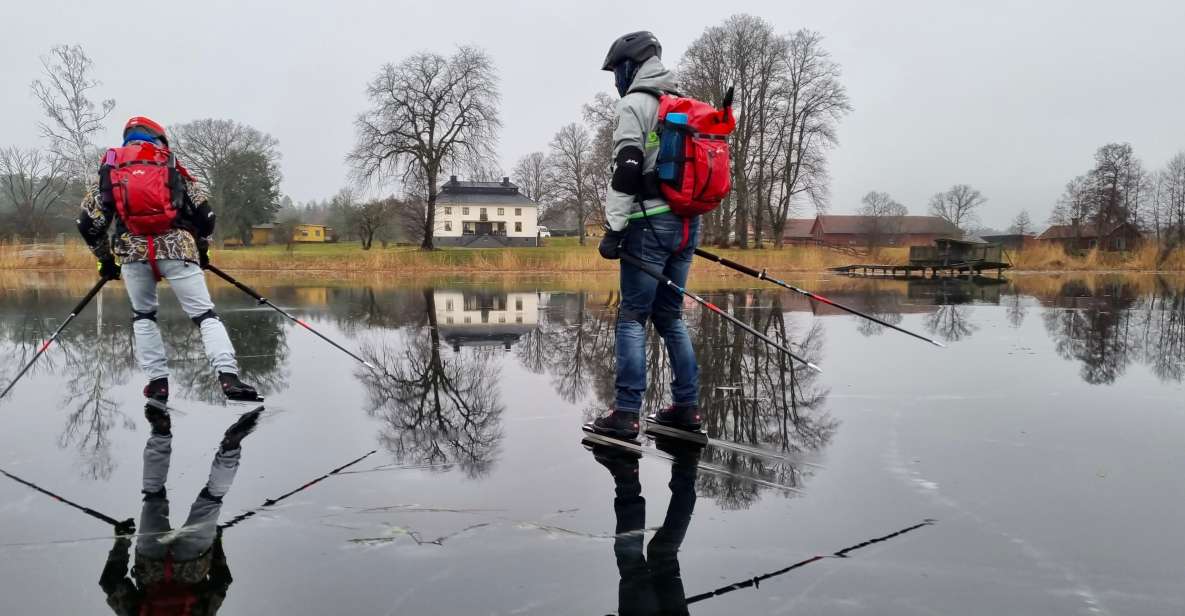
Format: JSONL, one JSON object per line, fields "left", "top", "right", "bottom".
{"left": 588, "top": 437, "right": 701, "bottom": 615}
{"left": 99, "top": 404, "right": 261, "bottom": 614}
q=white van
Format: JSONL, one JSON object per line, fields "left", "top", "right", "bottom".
{"left": 537, "top": 226, "right": 552, "bottom": 238}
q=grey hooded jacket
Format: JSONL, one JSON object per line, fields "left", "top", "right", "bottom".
{"left": 604, "top": 56, "right": 680, "bottom": 232}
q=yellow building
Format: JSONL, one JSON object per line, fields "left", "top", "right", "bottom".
{"left": 293, "top": 224, "right": 332, "bottom": 243}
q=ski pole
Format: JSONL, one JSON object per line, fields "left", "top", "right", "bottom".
{"left": 694, "top": 248, "right": 946, "bottom": 348}
{"left": 203, "top": 264, "right": 380, "bottom": 373}
{"left": 219, "top": 449, "right": 377, "bottom": 530}
{"left": 0, "top": 467, "right": 126, "bottom": 527}
{"left": 685, "top": 518, "right": 936, "bottom": 604}
{"left": 620, "top": 252, "right": 821, "bottom": 373}
{"left": 0, "top": 277, "right": 109, "bottom": 400}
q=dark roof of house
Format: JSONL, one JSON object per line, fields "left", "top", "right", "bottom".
{"left": 1037, "top": 222, "right": 1138, "bottom": 240}
{"left": 436, "top": 177, "right": 537, "bottom": 206}
{"left": 981, "top": 234, "right": 1036, "bottom": 241}
{"left": 814, "top": 215, "right": 961, "bottom": 236}
{"left": 782, "top": 218, "right": 815, "bottom": 238}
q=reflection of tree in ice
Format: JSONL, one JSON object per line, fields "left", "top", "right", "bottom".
{"left": 1042, "top": 279, "right": 1138, "bottom": 385}
{"left": 359, "top": 290, "right": 504, "bottom": 478}
{"left": 526, "top": 289, "right": 837, "bottom": 510}
{"left": 924, "top": 305, "right": 977, "bottom": 342}
{"left": 167, "top": 310, "right": 291, "bottom": 405}
{"left": 1134, "top": 277, "right": 1185, "bottom": 383}
{"left": 1005, "top": 287, "right": 1028, "bottom": 329}
{"left": 54, "top": 320, "right": 136, "bottom": 480}
{"left": 851, "top": 284, "right": 906, "bottom": 338}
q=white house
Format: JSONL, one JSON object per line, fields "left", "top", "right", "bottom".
{"left": 433, "top": 290, "right": 540, "bottom": 351}
{"left": 433, "top": 176, "right": 539, "bottom": 247}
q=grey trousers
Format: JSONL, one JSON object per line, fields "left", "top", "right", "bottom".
{"left": 138, "top": 433, "right": 241, "bottom": 561}
{"left": 122, "top": 260, "right": 239, "bottom": 380}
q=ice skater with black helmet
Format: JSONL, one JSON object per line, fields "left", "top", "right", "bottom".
{"left": 77, "top": 116, "right": 259, "bottom": 403}
{"left": 587, "top": 32, "right": 736, "bottom": 443}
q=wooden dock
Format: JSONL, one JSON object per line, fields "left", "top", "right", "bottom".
{"left": 833, "top": 238, "right": 1012, "bottom": 280}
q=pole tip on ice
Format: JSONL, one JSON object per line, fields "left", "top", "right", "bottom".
{"left": 805, "top": 362, "right": 823, "bottom": 373}
{"left": 930, "top": 339, "right": 947, "bottom": 348}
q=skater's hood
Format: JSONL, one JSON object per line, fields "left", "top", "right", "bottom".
{"left": 629, "top": 56, "right": 678, "bottom": 93}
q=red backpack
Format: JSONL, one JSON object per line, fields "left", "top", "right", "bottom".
{"left": 102, "top": 142, "right": 184, "bottom": 236}
{"left": 633, "top": 87, "right": 736, "bottom": 217}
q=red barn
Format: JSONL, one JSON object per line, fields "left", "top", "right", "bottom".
{"left": 810, "top": 215, "right": 962, "bottom": 247}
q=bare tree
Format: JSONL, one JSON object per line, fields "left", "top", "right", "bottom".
{"left": 1010, "top": 210, "right": 1033, "bottom": 235}
{"left": 928, "top": 184, "right": 986, "bottom": 234}
{"left": 274, "top": 212, "right": 301, "bottom": 251}
{"left": 547, "top": 123, "right": 597, "bottom": 246}
{"left": 511, "top": 151, "right": 551, "bottom": 207}
{"left": 582, "top": 92, "right": 617, "bottom": 228}
{"left": 0, "top": 147, "right": 71, "bottom": 238}
{"left": 349, "top": 46, "right": 501, "bottom": 250}
{"left": 764, "top": 30, "right": 850, "bottom": 247}
{"left": 858, "top": 190, "right": 907, "bottom": 248}
{"left": 169, "top": 119, "right": 280, "bottom": 188}
{"left": 680, "top": 15, "right": 787, "bottom": 247}
{"left": 29, "top": 44, "right": 115, "bottom": 181}
{"left": 1050, "top": 175, "right": 1092, "bottom": 228}
{"left": 1157, "top": 152, "right": 1185, "bottom": 245}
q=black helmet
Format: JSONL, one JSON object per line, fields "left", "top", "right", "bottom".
{"left": 601, "top": 31, "right": 662, "bottom": 71}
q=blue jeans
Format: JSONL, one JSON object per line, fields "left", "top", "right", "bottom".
{"left": 615, "top": 213, "right": 700, "bottom": 413}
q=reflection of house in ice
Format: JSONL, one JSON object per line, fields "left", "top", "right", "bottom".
{"left": 434, "top": 291, "right": 540, "bottom": 351}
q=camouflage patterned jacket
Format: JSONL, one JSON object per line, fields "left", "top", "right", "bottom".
{"left": 77, "top": 153, "right": 215, "bottom": 265}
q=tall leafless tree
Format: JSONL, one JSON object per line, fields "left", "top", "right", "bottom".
{"left": 511, "top": 151, "right": 551, "bottom": 208}
{"left": 1010, "top": 210, "right": 1033, "bottom": 235}
{"left": 582, "top": 92, "right": 618, "bottom": 232}
{"left": 928, "top": 184, "right": 986, "bottom": 234}
{"left": 0, "top": 147, "right": 70, "bottom": 238}
{"left": 349, "top": 46, "right": 501, "bottom": 250}
{"left": 763, "top": 30, "right": 849, "bottom": 247}
{"left": 547, "top": 123, "right": 597, "bottom": 246}
{"left": 169, "top": 119, "right": 280, "bottom": 188}
{"left": 858, "top": 190, "right": 907, "bottom": 249}
{"left": 29, "top": 44, "right": 115, "bottom": 182}
{"left": 681, "top": 15, "right": 787, "bottom": 247}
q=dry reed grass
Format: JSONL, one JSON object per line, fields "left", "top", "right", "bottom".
{"left": 1, "top": 238, "right": 1182, "bottom": 277}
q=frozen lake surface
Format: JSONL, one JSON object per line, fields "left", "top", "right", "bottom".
{"left": 0, "top": 272, "right": 1182, "bottom": 615}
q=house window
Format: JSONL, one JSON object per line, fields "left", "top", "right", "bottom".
{"left": 444, "top": 221, "right": 452, "bottom": 232}
{"left": 515, "top": 208, "right": 522, "bottom": 216}
{"left": 301, "top": 230, "right": 309, "bottom": 237}
{"left": 497, "top": 207, "right": 504, "bottom": 216}
{"left": 515, "top": 315, "right": 523, "bottom": 324}
{"left": 480, "top": 208, "right": 488, "bottom": 221}
{"left": 515, "top": 298, "right": 523, "bottom": 310}
{"left": 514, "top": 221, "right": 522, "bottom": 233}
{"left": 314, "top": 229, "right": 321, "bottom": 237}
{"left": 446, "top": 299, "right": 453, "bottom": 311}
{"left": 462, "top": 207, "right": 469, "bottom": 215}
{"left": 463, "top": 222, "right": 476, "bottom": 235}
{"left": 444, "top": 207, "right": 452, "bottom": 215}
{"left": 446, "top": 317, "right": 453, "bottom": 324}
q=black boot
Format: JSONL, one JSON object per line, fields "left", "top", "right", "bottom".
{"left": 590, "top": 410, "right": 640, "bottom": 441}
{"left": 220, "top": 407, "right": 263, "bottom": 452}
{"left": 144, "top": 403, "right": 171, "bottom": 436}
{"left": 218, "top": 372, "right": 260, "bottom": 402}
{"left": 651, "top": 404, "right": 702, "bottom": 432}
{"left": 143, "top": 377, "right": 169, "bottom": 402}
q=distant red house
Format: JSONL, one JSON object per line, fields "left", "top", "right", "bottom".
{"left": 810, "top": 215, "right": 962, "bottom": 247}
{"left": 781, "top": 218, "right": 816, "bottom": 244}
{"left": 1037, "top": 222, "right": 1143, "bottom": 252}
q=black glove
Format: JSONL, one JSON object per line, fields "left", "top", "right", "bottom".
{"left": 197, "top": 239, "right": 210, "bottom": 269}
{"left": 598, "top": 228, "right": 626, "bottom": 260}
{"left": 97, "top": 256, "right": 120, "bottom": 280}
{"left": 114, "top": 518, "right": 136, "bottom": 536}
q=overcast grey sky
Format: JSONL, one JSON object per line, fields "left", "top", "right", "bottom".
{"left": 2, "top": 0, "right": 1182, "bottom": 229}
